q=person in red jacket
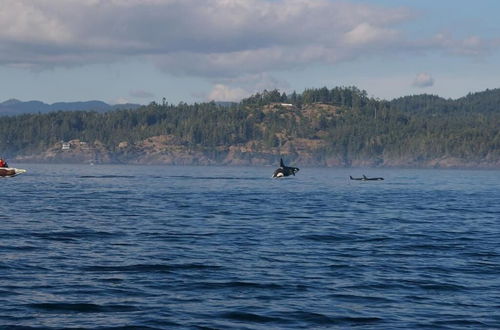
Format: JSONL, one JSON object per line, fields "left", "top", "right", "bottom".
{"left": 0, "top": 158, "right": 8, "bottom": 168}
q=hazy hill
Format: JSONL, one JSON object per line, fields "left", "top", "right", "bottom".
{"left": 0, "top": 99, "right": 141, "bottom": 115}
{"left": 390, "top": 88, "right": 500, "bottom": 114}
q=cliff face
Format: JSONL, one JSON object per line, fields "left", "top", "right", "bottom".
{"left": 13, "top": 135, "right": 499, "bottom": 168}
{"left": 15, "top": 135, "right": 327, "bottom": 166}
{"left": 15, "top": 139, "right": 112, "bottom": 164}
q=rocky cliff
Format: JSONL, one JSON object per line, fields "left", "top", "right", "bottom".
{"left": 13, "top": 135, "right": 499, "bottom": 168}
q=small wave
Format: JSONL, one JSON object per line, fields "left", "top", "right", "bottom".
{"left": 33, "top": 230, "right": 124, "bottom": 242}
{"left": 1, "top": 326, "right": 161, "bottom": 330}
{"left": 194, "top": 281, "right": 284, "bottom": 290}
{"left": 402, "top": 243, "right": 463, "bottom": 251}
{"left": 82, "top": 263, "right": 221, "bottom": 273}
{"left": 332, "top": 316, "right": 383, "bottom": 325}
{"left": 79, "top": 175, "right": 136, "bottom": 179}
{"left": 99, "top": 326, "right": 167, "bottom": 330}
{"left": 0, "top": 245, "right": 38, "bottom": 251}
{"left": 0, "top": 327, "right": 55, "bottom": 330}
{"left": 95, "top": 327, "right": 163, "bottom": 330}
{"left": 342, "top": 282, "right": 413, "bottom": 291}
{"left": 419, "top": 282, "right": 467, "bottom": 291}
{"left": 27, "top": 303, "right": 138, "bottom": 313}
{"left": 288, "top": 215, "right": 314, "bottom": 220}
{"left": 0, "top": 289, "right": 20, "bottom": 296}
{"left": 357, "top": 236, "right": 393, "bottom": 243}
{"left": 328, "top": 263, "right": 353, "bottom": 269}
{"left": 32, "top": 232, "right": 78, "bottom": 242}
{"left": 288, "top": 311, "right": 382, "bottom": 326}
{"left": 0, "top": 262, "right": 49, "bottom": 272}
{"left": 300, "top": 234, "right": 353, "bottom": 242}
{"left": 219, "top": 311, "right": 285, "bottom": 323}
{"left": 99, "top": 278, "right": 125, "bottom": 283}
{"left": 431, "top": 319, "right": 489, "bottom": 327}
{"left": 465, "top": 262, "right": 500, "bottom": 275}
{"left": 148, "top": 232, "right": 217, "bottom": 239}
{"left": 330, "top": 294, "right": 394, "bottom": 304}
{"left": 169, "top": 175, "right": 263, "bottom": 180}
{"left": 464, "top": 251, "right": 500, "bottom": 257}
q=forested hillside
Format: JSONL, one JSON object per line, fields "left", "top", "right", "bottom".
{"left": 1, "top": 87, "right": 499, "bottom": 167}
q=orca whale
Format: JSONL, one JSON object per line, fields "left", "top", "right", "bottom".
{"left": 350, "top": 175, "right": 384, "bottom": 181}
{"left": 272, "top": 158, "right": 299, "bottom": 178}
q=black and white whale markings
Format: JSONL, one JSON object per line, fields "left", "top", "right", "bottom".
{"left": 272, "top": 158, "right": 299, "bottom": 178}
{"left": 349, "top": 175, "right": 384, "bottom": 181}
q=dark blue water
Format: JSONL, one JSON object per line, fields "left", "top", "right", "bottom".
{"left": 1, "top": 164, "right": 499, "bottom": 329}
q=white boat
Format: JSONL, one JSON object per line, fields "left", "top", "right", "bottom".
{"left": 0, "top": 167, "right": 27, "bottom": 177}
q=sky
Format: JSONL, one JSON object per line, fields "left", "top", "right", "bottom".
{"left": 1, "top": 0, "right": 500, "bottom": 105}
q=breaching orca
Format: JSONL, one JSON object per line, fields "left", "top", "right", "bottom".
{"left": 350, "top": 175, "right": 384, "bottom": 181}
{"left": 272, "top": 158, "right": 299, "bottom": 178}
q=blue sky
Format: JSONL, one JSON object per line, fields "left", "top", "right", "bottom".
{"left": 1, "top": 0, "right": 499, "bottom": 105}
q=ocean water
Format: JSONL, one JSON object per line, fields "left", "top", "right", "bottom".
{"left": 1, "top": 164, "right": 499, "bottom": 329}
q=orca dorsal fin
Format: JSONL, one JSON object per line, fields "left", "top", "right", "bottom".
{"left": 280, "top": 158, "right": 285, "bottom": 167}
{"left": 363, "top": 175, "right": 367, "bottom": 179}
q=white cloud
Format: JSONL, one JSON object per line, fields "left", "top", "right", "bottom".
{"left": 205, "top": 73, "right": 290, "bottom": 101}
{"left": 0, "top": 1, "right": 72, "bottom": 43}
{"left": 224, "top": 73, "right": 290, "bottom": 94}
{"left": 413, "top": 72, "right": 434, "bottom": 88}
{"left": 0, "top": 0, "right": 413, "bottom": 71}
{"left": 113, "top": 97, "right": 131, "bottom": 105}
{"left": 207, "top": 84, "right": 249, "bottom": 102}
{"left": 0, "top": 0, "right": 497, "bottom": 83}
{"left": 429, "top": 32, "right": 500, "bottom": 56}
{"left": 344, "top": 23, "right": 400, "bottom": 46}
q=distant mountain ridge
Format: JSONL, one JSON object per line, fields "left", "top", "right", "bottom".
{"left": 0, "top": 99, "right": 141, "bottom": 115}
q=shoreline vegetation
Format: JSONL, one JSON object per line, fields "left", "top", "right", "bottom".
{"left": 1, "top": 86, "right": 499, "bottom": 169}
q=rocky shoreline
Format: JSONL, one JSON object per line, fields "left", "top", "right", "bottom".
{"left": 12, "top": 137, "right": 500, "bottom": 169}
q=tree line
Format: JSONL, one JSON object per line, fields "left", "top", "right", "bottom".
{"left": 0, "top": 86, "right": 498, "bottom": 164}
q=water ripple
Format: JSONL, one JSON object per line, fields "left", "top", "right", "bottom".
{"left": 26, "top": 303, "right": 139, "bottom": 313}
{"left": 82, "top": 263, "right": 223, "bottom": 273}
{"left": 1, "top": 165, "right": 499, "bottom": 329}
